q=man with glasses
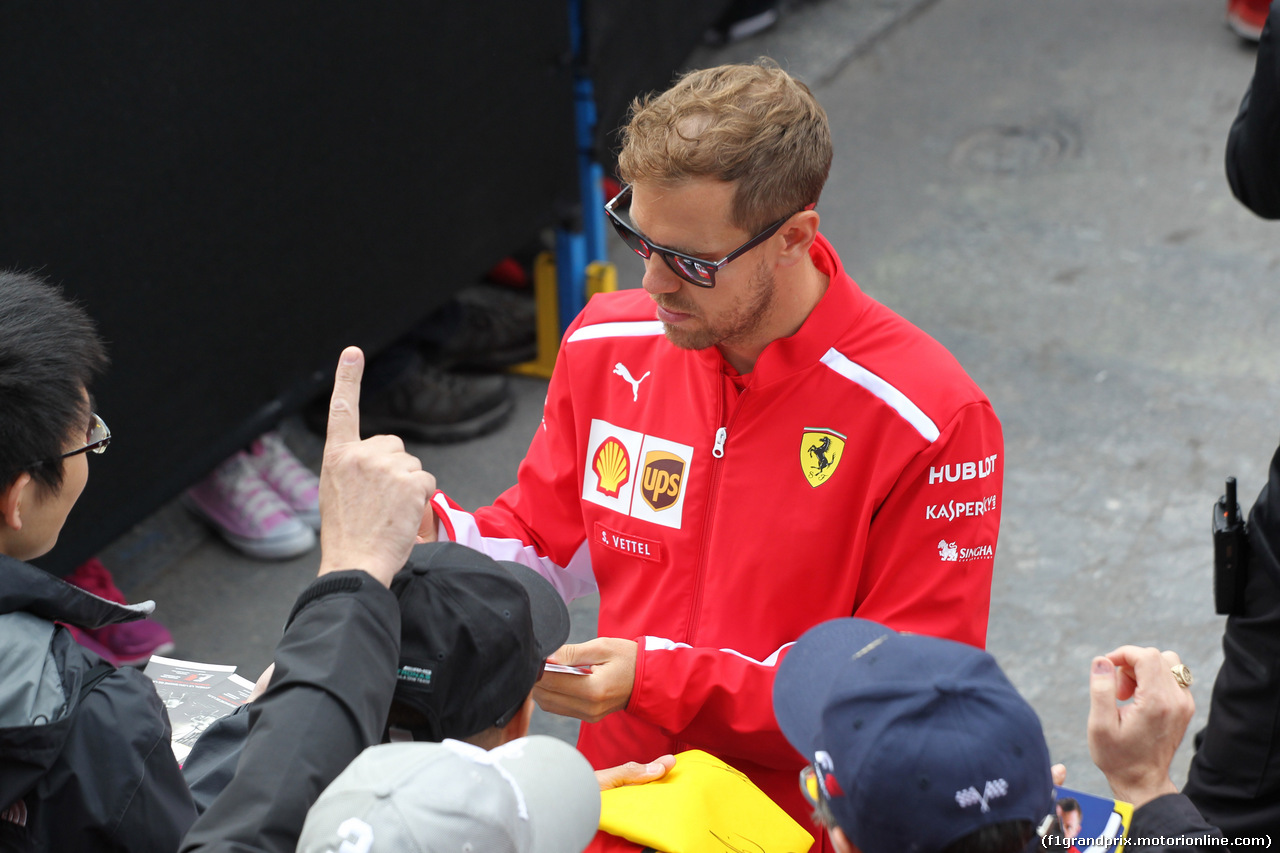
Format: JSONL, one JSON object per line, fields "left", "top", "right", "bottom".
{"left": 0, "top": 271, "right": 439, "bottom": 853}
{"left": 0, "top": 269, "right": 198, "bottom": 852}
{"left": 425, "top": 60, "right": 1004, "bottom": 844}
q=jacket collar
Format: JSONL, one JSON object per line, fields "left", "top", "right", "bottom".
{"left": 706, "top": 232, "right": 867, "bottom": 387}
{"left": 0, "top": 553, "right": 153, "bottom": 629}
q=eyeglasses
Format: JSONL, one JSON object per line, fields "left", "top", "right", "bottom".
{"left": 604, "top": 184, "right": 809, "bottom": 288}
{"left": 60, "top": 412, "right": 111, "bottom": 460}
{"left": 798, "top": 764, "right": 824, "bottom": 807}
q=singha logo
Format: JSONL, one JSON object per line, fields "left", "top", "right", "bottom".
{"left": 938, "top": 539, "right": 958, "bottom": 562}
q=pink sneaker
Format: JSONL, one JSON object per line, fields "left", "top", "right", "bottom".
{"left": 64, "top": 558, "right": 176, "bottom": 666}
{"left": 246, "top": 431, "right": 321, "bottom": 530}
{"left": 183, "top": 451, "right": 317, "bottom": 560}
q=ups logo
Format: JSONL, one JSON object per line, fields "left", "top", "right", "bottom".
{"left": 641, "top": 450, "right": 685, "bottom": 511}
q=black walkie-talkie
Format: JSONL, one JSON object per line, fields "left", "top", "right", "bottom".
{"left": 1213, "top": 476, "right": 1249, "bottom": 615}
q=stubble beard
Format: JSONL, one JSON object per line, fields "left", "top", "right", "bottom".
{"left": 656, "top": 259, "right": 777, "bottom": 353}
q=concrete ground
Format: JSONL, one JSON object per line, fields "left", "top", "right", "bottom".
{"left": 105, "top": 0, "right": 1277, "bottom": 803}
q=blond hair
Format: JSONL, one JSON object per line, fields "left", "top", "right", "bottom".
{"left": 616, "top": 60, "right": 832, "bottom": 233}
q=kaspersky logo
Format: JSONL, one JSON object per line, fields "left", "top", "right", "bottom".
{"left": 926, "top": 495, "right": 998, "bottom": 522}
{"left": 582, "top": 419, "right": 693, "bottom": 530}
{"left": 592, "top": 437, "right": 631, "bottom": 497}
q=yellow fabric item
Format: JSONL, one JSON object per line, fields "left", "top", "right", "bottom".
{"left": 599, "top": 749, "right": 815, "bottom": 853}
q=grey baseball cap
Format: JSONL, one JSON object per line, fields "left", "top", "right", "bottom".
{"left": 296, "top": 735, "right": 600, "bottom": 853}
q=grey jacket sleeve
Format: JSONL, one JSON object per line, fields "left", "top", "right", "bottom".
{"left": 1227, "top": 1, "right": 1280, "bottom": 218}
{"left": 1127, "top": 794, "right": 1225, "bottom": 851}
{"left": 179, "top": 570, "right": 401, "bottom": 853}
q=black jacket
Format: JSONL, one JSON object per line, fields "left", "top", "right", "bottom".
{"left": 1227, "top": 1, "right": 1280, "bottom": 218}
{"left": 179, "top": 570, "right": 401, "bottom": 853}
{"left": 1127, "top": 794, "right": 1225, "bottom": 851}
{"left": 1184, "top": 442, "right": 1280, "bottom": 834}
{"left": 0, "top": 554, "right": 197, "bottom": 852}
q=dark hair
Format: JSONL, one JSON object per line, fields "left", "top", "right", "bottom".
{"left": 812, "top": 802, "right": 1034, "bottom": 853}
{"left": 0, "top": 270, "right": 108, "bottom": 493}
{"left": 1055, "top": 797, "right": 1080, "bottom": 813}
{"left": 941, "top": 821, "right": 1036, "bottom": 853}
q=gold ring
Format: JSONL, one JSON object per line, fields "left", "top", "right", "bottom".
{"left": 1171, "top": 664, "right": 1193, "bottom": 688}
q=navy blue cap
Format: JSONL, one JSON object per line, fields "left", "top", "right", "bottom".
{"left": 774, "top": 618, "right": 1054, "bottom": 853}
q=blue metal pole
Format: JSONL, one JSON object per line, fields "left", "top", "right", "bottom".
{"left": 556, "top": 0, "right": 608, "bottom": 333}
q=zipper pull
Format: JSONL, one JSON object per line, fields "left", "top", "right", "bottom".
{"left": 713, "top": 427, "right": 727, "bottom": 458}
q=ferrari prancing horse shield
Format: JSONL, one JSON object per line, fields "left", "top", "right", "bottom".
{"left": 800, "top": 428, "right": 846, "bottom": 487}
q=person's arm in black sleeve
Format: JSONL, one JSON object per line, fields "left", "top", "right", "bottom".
{"left": 181, "top": 704, "right": 251, "bottom": 815}
{"left": 1227, "top": 1, "right": 1280, "bottom": 217}
{"left": 1128, "top": 794, "right": 1225, "bottom": 850}
{"left": 180, "top": 346, "right": 436, "bottom": 853}
{"left": 178, "top": 570, "right": 400, "bottom": 853}
{"left": 1183, "top": 442, "right": 1280, "bottom": 835}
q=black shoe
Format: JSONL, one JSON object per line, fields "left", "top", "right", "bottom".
{"left": 415, "top": 283, "right": 537, "bottom": 370}
{"left": 306, "top": 361, "right": 514, "bottom": 443}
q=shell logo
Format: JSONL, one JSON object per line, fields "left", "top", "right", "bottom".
{"left": 593, "top": 437, "right": 631, "bottom": 497}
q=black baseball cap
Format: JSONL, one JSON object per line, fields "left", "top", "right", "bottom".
{"left": 388, "top": 541, "right": 571, "bottom": 742}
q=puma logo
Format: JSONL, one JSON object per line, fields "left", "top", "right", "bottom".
{"left": 613, "top": 363, "right": 650, "bottom": 402}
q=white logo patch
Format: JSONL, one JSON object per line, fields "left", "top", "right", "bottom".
{"left": 928, "top": 454, "right": 999, "bottom": 485}
{"left": 926, "top": 495, "right": 998, "bottom": 522}
{"left": 582, "top": 419, "right": 692, "bottom": 529}
{"left": 939, "top": 540, "right": 994, "bottom": 563}
{"left": 334, "top": 817, "right": 375, "bottom": 853}
{"left": 955, "top": 778, "right": 1009, "bottom": 813}
{"left": 613, "top": 362, "right": 651, "bottom": 402}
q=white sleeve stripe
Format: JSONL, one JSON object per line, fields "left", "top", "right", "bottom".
{"left": 819, "top": 348, "right": 941, "bottom": 442}
{"left": 643, "top": 636, "right": 795, "bottom": 667}
{"left": 435, "top": 502, "right": 597, "bottom": 602}
{"left": 566, "top": 320, "right": 665, "bottom": 343}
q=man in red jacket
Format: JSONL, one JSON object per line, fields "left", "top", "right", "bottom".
{"left": 426, "top": 60, "right": 1003, "bottom": 848}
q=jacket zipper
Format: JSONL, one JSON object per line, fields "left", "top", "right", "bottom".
{"left": 672, "top": 377, "right": 744, "bottom": 755}
{"left": 687, "top": 388, "right": 746, "bottom": 649}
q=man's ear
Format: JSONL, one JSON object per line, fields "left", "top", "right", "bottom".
{"left": 829, "top": 826, "right": 859, "bottom": 853}
{"left": 0, "top": 473, "right": 32, "bottom": 531}
{"left": 500, "top": 695, "right": 536, "bottom": 744}
{"left": 776, "top": 210, "right": 820, "bottom": 268}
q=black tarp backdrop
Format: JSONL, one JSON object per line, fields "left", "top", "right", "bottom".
{"left": 1, "top": 3, "right": 578, "bottom": 574}
{"left": 585, "top": 1, "right": 734, "bottom": 170}
{"left": 1, "top": 1, "right": 733, "bottom": 575}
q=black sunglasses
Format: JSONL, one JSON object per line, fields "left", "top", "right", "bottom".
{"left": 604, "top": 184, "right": 810, "bottom": 288}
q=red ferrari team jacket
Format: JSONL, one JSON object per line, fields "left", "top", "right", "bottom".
{"left": 431, "top": 234, "right": 1004, "bottom": 842}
